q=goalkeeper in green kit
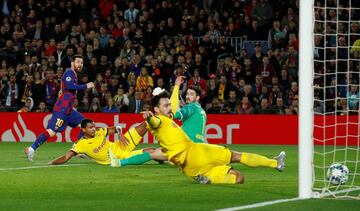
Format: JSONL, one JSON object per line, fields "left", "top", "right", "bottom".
{"left": 170, "top": 76, "right": 207, "bottom": 143}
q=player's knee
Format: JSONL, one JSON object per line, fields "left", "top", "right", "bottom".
{"left": 149, "top": 148, "right": 167, "bottom": 161}
{"left": 236, "top": 174, "right": 245, "bottom": 184}
{"left": 46, "top": 129, "right": 56, "bottom": 137}
{"left": 231, "top": 151, "right": 242, "bottom": 162}
{"left": 228, "top": 169, "right": 244, "bottom": 184}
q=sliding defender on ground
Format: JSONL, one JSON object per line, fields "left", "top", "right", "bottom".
{"left": 110, "top": 89, "right": 286, "bottom": 184}
{"left": 49, "top": 118, "right": 162, "bottom": 165}
{"left": 109, "top": 82, "right": 208, "bottom": 167}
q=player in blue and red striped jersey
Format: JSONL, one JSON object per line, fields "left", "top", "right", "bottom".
{"left": 24, "top": 55, "right": 94, "bottom": 161}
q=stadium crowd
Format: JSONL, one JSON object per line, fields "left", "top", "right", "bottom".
{"left": 0, "top": 0, "right": 304, "bottom": 114}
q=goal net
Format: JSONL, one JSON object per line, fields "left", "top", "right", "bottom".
{"left": 312, "top": 0, "right": 360, "bottom": 198}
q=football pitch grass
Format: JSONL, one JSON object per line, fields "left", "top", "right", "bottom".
{"left": 0, "top": 143, "right": 359, "bottom": 210}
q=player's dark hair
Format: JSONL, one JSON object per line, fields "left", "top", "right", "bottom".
{"left": 81, "top": 118, "right": 94, "bottom": 128}
{"left": 151, "top": 91, "right": 170, "bottom": 108}
{"left": 187, "top": 86, "right": 201, "bottom": 97}
{"left": 73, "top": 54, "right": 84, "bottom": 61}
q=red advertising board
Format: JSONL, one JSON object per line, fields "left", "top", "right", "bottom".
{"left": 0, "top": 113, "right": 357, "bottom": 145}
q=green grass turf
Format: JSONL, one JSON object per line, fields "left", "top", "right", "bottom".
{"left": 0, "top": 143, "right": 358, "bottom": 210}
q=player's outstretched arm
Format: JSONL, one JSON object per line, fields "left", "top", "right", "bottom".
{"left": 170, "top": 76, "right": 185, "bottom": 114}
{"left": 64, "top": 72, "right": 94, "bottom": 90}
{"left": 49, "top": 150, "right": 76, "bottom": 165}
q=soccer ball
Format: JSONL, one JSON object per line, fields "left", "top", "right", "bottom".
{"left": 326, "top": 163, "right": 349, "bottom": 185}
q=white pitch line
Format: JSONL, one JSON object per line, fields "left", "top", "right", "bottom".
{"left": 216, "top": 186, "right": 360, "bottom": 211}
{"left": 320, "top": 186, "right": 360, "bottom": 197}
{"left": 215, "top": 197, "right": 303, "bottom": 211}
{"left": 0, "top": 164, "right": 87, "bottom": 171}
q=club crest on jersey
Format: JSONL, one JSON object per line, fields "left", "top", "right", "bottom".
{"left": 66, "top": 76, "right": 71, "bottom": 82}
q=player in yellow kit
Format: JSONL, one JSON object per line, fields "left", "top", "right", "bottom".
{"left": 49, "top": 118, "right": 153, "bottom": 165}
{"left": 111, "top": 88, "right": 286, "bottom": 184}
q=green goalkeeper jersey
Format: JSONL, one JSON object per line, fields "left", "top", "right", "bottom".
{"left": 173, "top": 102, "right": 207, "bottom": 143}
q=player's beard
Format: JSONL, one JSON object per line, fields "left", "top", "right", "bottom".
{"left": 186, "top": 98, "right": 194, "bottom": 104}
{"left": 75, "top": 65, "right": 82, "bottom": 72}
{"left": 161, "top": 110, "right": 171, "bottom": 117}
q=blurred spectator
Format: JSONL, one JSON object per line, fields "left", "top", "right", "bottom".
{"left": 251, "top": 43, "right": 264, "bottom": 67}
{"left": 206, "top": 97, "right": 223, "bottom": 114}
{"left": 4, "top": 74, "right": 19, "bottom": 110}
{"left": 204, "top": 75, "right": 217, "bottom": 104}
{"left": 256, "top": 98, "right": 272, "bottom": 114}
{"left": 44, "top": 70, "right": 59, "bottom": 106}
{"left": 269, "top": 84, "right": 283, "bottom": 107}
{"left": 124, "top": 2, "right": 139, "bottom": 24}
{"left": 98, "top": 26, "right": 110, "bottom": 49}
{"left": 65, "top": 25, "right": 85, "bottom": 46}
{"left": 272, "top": 97, "right": 286, "bottom": 114}
{"left": 114, "top": 86, "right": 129, "bottom": 113}
{"left": 206, "top": 22, "right": 221, "bottom": 40}
{"left": 284, "top": 46, "right": 298, "bottom": 81}
{"left": 188, "top": 69, "right": 207, "bottom": 98}
{"left": 268, "top": 21, "right": 286, "bottom": 50}
{"left": 103, "top": 98, "right": 118, "bottom": 113}
{"left": 236, "top": 96, "right": 255, "bottom": 114}
{"left": 128, "top": 90, "right": 144, "bottom": 113}
{"left": 141, "top": 103, "right": 151, "bottom": 112}
{"left": 78, "top": 98, "right": 90, "bottom": 113}
{"left": 256, "top": 56, "right": 276, "bottom": 85}
{"left": 286, "top": 81, "right": 298, "bottom": 106}
{"left": 36, "top": 101, "right": 49, "bottom": 112}
{"left": 97, "top": 82, "right": 110, "bottom": 106}
{"left": 143, "top": 86, "right": 153, "bottom": 105}
{"left": 252, "top": 0, "right": 274, "bottom": 29}
{"left": 338, "top": 36, "right": 348, "bottom": 59}
{"left": 216, "top": 75, "right": 233, "bottom": 102}
{"left": 221, "top": 90, "right": 240, "bottom": 114}
{"left": 0, "top": 40, "right": 18, "bottom": 67}
{"left": 241, "top": 58, "right": 256, "bottom": 85}
{"left": 136, "top": 67, "right": 153, "bottom": 96}
{"left": 89, "top": 102, "right": 102, "bottom": 113}
{"left": 18, "top": 97, "right": 34, "bottom": 112}
{"left": 348, "top": 85, "right": 359, "bottom": 111}
{"left": 0, "top": 0, "right": 303, "bottom": 114}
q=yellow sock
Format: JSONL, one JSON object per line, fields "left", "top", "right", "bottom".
{"left": 240, "top": 153, "right": 277, "bottom": 168}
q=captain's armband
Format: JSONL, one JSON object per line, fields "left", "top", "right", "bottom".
{"left": 146, "top": 116, "right": 161, "bottom": 129}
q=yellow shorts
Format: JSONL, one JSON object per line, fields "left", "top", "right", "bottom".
{"left": 182, "top": 143, "right": 234, "bottom": 183}
{"left": 110, "top": 127, "right": 143, "bottom": 159}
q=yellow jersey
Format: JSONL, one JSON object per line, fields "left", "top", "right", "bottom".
{"left": 146, "top": 115, "right": 194, "bottom": 166}
{"left": 71, "top": 127, "right": 111, "bottom": 165}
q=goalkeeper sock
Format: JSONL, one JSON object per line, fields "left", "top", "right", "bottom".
{"left": 31, "top": 132, "right": 50, "bottom": 151}
{"left": 240, "top": 153, "right": 277, "bottom": 168}
{"left": 120, "top": 152, "right": 152, "bottom": 166}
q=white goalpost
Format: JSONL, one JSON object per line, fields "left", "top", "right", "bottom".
{"left": 300, "top": 0, "right": 360, "bottom": 199}
{"left": 299, "top": 0, "right": 314, "bottom": 199}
